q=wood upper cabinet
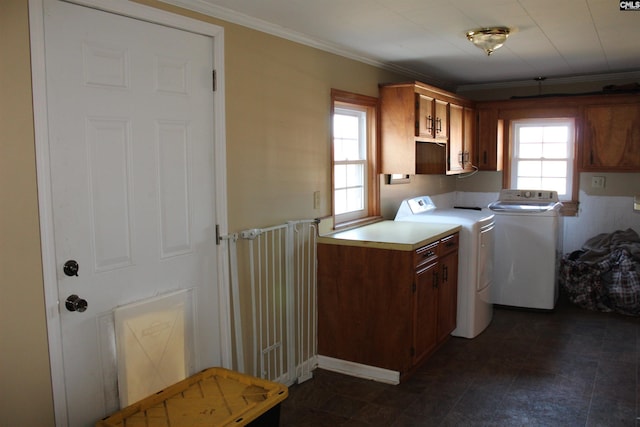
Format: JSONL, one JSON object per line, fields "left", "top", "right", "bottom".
{"left": 379, "top": 84, "right": 418, "bottom": 174}
{"left": 447, "top": 103, "right": 464, "bottom": 174}
{"left": 463, "top": 106, "right": 476, "bottom": 172}
{"left": 435, "top": 99, "right": 449, "bottom": 140}
{"left": 416, "top": 94, "right": 435, "bottom": 138}
{"left": 448, "top": 104, "right": 476, "bottom": 174}
{"left": 416, "top": 142, "right": 446, "bottom": 175}
{"left": 581, "top": 102, "right": 640, "bottom": 171}
{"left": 473, "top": 93, "right": 640, "bottom": 173}
{"left": 476, "top": 107, "right": 503, "bottom": 171}
{"left": 380, "top": 81, "right": 472, "bottom": 175}
{"left": 416, "top": 93, "right": 448, "bottom": 140}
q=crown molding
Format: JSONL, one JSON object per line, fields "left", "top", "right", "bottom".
{"left": 159, "top": 0, "right": 453, "bottom": 87}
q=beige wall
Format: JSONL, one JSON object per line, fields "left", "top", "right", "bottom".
{"left": 223, "top": 25, "right": 403, "bottom": 230}
{"left": 0, "top": 1, "right": 55, "bottom": 426}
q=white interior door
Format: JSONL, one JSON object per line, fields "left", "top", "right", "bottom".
{"left": 42, "top": 1, "right": 224, "bottom": 425}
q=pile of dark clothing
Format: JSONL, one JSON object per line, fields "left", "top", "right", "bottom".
{"left": 559, "top": 228, "right": 640, "bottom": 316}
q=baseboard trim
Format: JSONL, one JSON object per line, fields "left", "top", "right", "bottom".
{"left": 317, "top": 355, "right": 400, "bottom": 385}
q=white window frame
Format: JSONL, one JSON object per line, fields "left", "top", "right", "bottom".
{"left": 333, "top": 106, "right": 368, "bottom": 223}
{"left": 510, "top": 118, "right": 575, "bottom": 200}
{"left": 331, "top": 89, "right": 379, "bottom": 228}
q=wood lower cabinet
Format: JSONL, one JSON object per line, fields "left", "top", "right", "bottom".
{"left": 317, "top": 244, "right": 414, "bottom": 374}
{"left": 437, "top": 234, "right": 459, "bottom": 343}
{"left": 412, "top": 235, "right": 458, "bottom": 367}
{"left": 318, "top": 233, "right": 459, "bottom": 379}
{"left": 412, "top": 261, "right": 438, "bottom": 365}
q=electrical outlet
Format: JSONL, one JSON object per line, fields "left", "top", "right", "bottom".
{"left": 591, "top": 176, "right": 606, "bottom": 188}
{"left": 313, "top": 191, "right": 320, "bottom": 209}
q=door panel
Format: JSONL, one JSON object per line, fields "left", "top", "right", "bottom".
{"left": 413, "top": 263, "right": 438, "bottom": 364}
{"left": 43, "top": 1, "right": 219, "bottom": 425}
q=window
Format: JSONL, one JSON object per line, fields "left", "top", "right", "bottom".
{"left": 333, "top": 108, "right": 366, "bottom": 218}
{"left": 510, "top": 118, "right": 575, "bottom": 199}
{"left": 331, "top": 89, "right": 379, "bottom": 227}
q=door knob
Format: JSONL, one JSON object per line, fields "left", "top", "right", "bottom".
{"left": 63, "top": 260, "right": 79, "bottom": 277}
{"left": 65, "top": 294, "right": 88, "bottom": 312}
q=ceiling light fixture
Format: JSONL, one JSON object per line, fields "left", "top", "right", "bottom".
{"left": 466, "top": 27, "right": 511, "bottom": 56}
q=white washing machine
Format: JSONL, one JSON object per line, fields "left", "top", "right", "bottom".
{"left": 489, "top": 189, "right": 563, "bottom": 310}
{"left": 395, "top": 196, "right": 495, "bottom": 339}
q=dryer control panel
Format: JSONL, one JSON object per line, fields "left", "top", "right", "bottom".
{"left": 497, "top": 189, "right": 558, "bottom": 202}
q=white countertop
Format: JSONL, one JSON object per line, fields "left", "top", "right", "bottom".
{"left": 317, "top": 220, "right": 461, "bottom": 251}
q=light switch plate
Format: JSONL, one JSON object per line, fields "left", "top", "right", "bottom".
{"left": 635, "top": 195, "right": 640, "bottom": 211}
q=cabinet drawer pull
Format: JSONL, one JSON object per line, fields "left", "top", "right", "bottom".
{"left": 422, "top": 250, "right": 435, "bottom": 258}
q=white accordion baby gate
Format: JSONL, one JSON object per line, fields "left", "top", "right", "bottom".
{"left": 223, "top": 220, "right": 318, "bottom": 386}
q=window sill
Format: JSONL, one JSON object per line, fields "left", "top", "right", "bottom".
{"left": 334, "top": 216, "right": 384, "bottom": 232}
{"left": 559, "top": 201, "right": 578, "bottom": 217}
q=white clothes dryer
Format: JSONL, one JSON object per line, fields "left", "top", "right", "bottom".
{"left": 395, "top": 196, "right": 495, "bottom": 339}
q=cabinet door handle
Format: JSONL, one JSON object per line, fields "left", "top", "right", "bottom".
{"left": 427, "top": 115, "right": 433, "bottom": 133}
{"left": 443, "top": 265, "right": 448, "bottom": 282}
{"left": 436, "top": 117, "right": 442, "bottom": 134}
{"left": 483, "top": 151, "right": 487, "bottom": 164}
{"left": 458, "top": 151, "right": 463, "bottom": 166}
{"left": 433, "top": 271, "right": 439, "bottom": 288}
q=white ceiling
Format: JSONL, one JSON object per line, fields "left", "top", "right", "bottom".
{"left": 164, "top": 0, "right": 640, "bottom": 90}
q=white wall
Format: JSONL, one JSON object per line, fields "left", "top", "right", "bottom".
{"left": 564, "top": 192, "right": 640, "bottom": 253}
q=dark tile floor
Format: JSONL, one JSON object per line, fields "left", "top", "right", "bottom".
{"left": 280, "top": 295, "right": 640, "bottom": 426}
